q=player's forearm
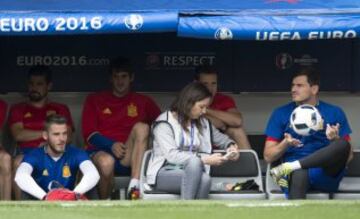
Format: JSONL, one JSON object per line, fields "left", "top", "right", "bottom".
{"left": 15, "top": 163, "right": 47, "bottom": 200}
{"left": 12, "top": 129, "right": 43, "bottom": 142}
{"left": 205, "top": 115, "right": 226, "bottom": 131}
{"left": 206, "top": 109, "right": 243, "bottom": 127}
{"left": 263, "top": 139, "right": 289, "bottom": 163}
{"left": 74, "top": 161, "right": 100, "bottom": 194}
{"left": 211, "top": 123, "right": 234, "bottom": 149}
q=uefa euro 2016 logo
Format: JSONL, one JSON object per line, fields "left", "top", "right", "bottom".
{"left": 275, "top": 53, "right": 293, "bottom": 70}
{"left": 124, "top": 14, "right": 144, "bottom": 31}
{"left": 146, "top": 54, "right": 161, "bottom": 68}
{"left": 214, "top": 27, "right": 233, "bottom": 40}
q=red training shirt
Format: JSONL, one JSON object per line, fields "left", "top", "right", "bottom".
{"left": 9, "top": 102, "right": 74, "bottom": 149}
{"left": 82, "top": 91, "right": 161, "bottom": 150}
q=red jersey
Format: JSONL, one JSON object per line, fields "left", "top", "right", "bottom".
{"left": 210, "top": 93, "right": 236, "bottom": 111}
{"left": 9, "top": 102, "right": 74, "bottom": 149}
{"left": 0, "top": 99, "right": 7, "bottom": 128}
{"left": 82, "top": 91, "right": 161, "bottom": 150}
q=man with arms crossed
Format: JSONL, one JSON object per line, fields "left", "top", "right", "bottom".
{"left": 195, "top": 66, "right": 251, "bottom": 149}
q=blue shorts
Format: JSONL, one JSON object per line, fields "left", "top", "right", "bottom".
{"left": 308, "top": 167, "right": 345, "bottom": 192}
{"left": 282, "top": 167, "right": 346, "bottom": 198}
{"left": 87, "top": 149, "right": 131, "bottom": 176}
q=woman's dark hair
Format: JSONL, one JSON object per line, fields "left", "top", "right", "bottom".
{"left": 171, "top": 82, "right": 212, "bottom": 132}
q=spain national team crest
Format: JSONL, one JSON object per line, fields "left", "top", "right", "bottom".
{"left": 62, "top": 164, "right": 71, "bottom": 178}
{"left": 42, "top": 169, "right": 49, "bottom": 176}
{"left": 24, "top": 112, "right": 32, "bottom": 118}
{"left": 46, "top": 110, "right": 56, "bottom": 116}
{"left": 127, "top": 103, "right": 138, "bottom": 117}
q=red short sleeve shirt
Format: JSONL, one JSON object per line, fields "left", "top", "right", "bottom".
{"left": 210, "top": 93, "right": 236, "bottom": 111}
{"left": 82, "top": 91, "right": 160, "bottom": 150}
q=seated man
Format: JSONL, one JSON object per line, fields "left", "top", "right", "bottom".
{"left": 195, "top": 65, "right": 251, "bottom": 149}
{"left": 9, "top": 65, "right": 74, "bottom": 199}
{"left": 264, "top": 67, "right": 352, "bottom": 199}
{"left": 0, "top": 98, "right": 11, "bottom": 200}
{"left": 82, "top": 57, "right": 161, "bottom": 199}
{"left": 15, "top": 114, "right": 99, "bottom": 200}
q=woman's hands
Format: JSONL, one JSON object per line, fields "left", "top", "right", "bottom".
{"left": 201, "top": 153, "right": 227, "bottom": 166}
{"left": 202, "top": 144, "right": 240, "bottom": 166}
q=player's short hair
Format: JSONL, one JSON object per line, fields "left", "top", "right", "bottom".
{"left": 292, "top": 67, "right": 320, "bottom": 87}
{"left": 194, "top": 65, "right": 218, "bottom": 80}
{"left": 44, "top": 114, "right": 68, "bottom": 131}
{"left": 28, "top": 65, "right": 52, "bottom": 83}
{"left": 109, "top": 57, "right": 134, "bottom": 76}
{"left": 171, "top": 82, "right": 212, "bottom": 132}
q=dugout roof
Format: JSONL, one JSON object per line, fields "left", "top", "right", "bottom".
{"left": 1, "top": 0, "right": 360, "bottom": 40}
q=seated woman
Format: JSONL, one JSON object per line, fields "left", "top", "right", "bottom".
{"left": 146, "top": 82, "right": 240, "bottom": 199}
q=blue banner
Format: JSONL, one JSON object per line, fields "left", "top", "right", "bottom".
{"left": 2, "top": 1, "right": 360, "bottom": 38}
{"left": 0, "top": 12, "right": 178, "bottom": 35}
{"left": 178, "top": 14, "right": 360, "bottom": 40}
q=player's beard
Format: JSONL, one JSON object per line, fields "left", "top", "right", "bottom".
{"left": 48, "top": 142, "right": 66, "bottom": 155}
{"left": 28, "top": 91, "right": 46, "bottom": 102}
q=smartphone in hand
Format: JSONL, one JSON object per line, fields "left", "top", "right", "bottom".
{"left": 224, "top": 151, "right": 238, "bottom": 159}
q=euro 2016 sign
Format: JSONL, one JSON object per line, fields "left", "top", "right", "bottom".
{"left": 0, "top": 12, "right": 177, "bottom": 35}
{"left": 0, "top": 16, "right": 102, "bottom": 33}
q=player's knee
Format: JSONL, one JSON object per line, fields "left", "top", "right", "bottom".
{"left": 340, "top": 139, "right": 350, "bottom": 151}
{"left": 334, "top": 139, "right": 351, "bottom": 155}
{"left": 0, "top": 152, "right": 11, "bottom": 173}
{"left": 133, "top": 122, "right": 150, "bottom": 139}
{"left": 94, "top": 152, "right": 115, "bottom": 174}
{"left": 133, "top": 122, "right": 150, "bottom": 136}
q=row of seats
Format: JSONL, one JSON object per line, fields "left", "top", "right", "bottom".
{"left": 115, "top": 149, "right": 359, "bottom": 200}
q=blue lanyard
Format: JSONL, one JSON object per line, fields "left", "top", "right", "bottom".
{"left": 180, "top": 121, "right": 195, "bottom": 152}
{"left": 189, "top": 121, "right": 195, "bottom": 152}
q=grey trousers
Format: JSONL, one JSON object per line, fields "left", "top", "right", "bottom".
{"left": 155, "top": 157, "right": 211, "bottom": 199}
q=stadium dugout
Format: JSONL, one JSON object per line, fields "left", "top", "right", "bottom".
{"left": 1, "top": 0, "right": 360, "bottom": 200}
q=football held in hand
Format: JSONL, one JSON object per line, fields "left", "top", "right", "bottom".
{"left": 290, "top": 104, "right": 323, "bottom": 136}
